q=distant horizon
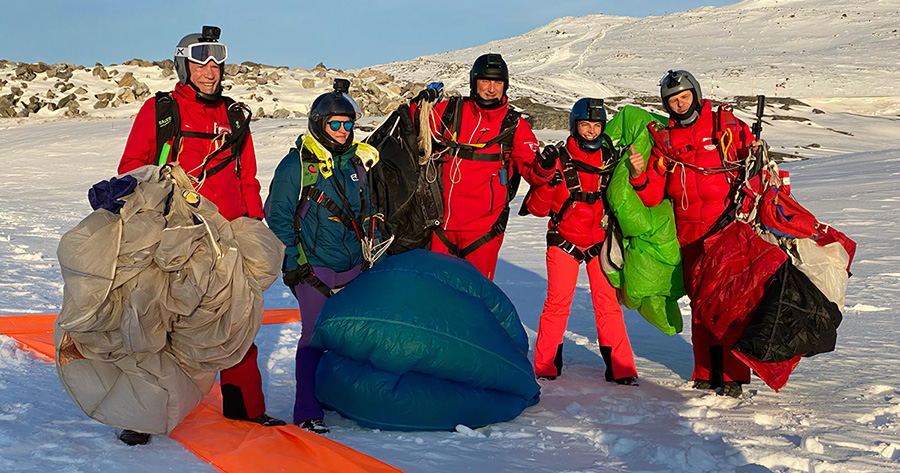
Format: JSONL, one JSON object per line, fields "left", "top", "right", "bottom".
{"left": 3, "top": 1, "right": 737, "bottom": 71}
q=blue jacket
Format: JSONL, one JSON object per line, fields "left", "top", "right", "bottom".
{"left": 267, "top": 134, "right": 379, "bottom": 272}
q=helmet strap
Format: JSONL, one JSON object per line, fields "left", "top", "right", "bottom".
{"left": 472, "top": 92, "right": 504, "bottom": 110}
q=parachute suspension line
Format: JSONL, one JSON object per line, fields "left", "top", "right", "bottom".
{"left": 673, "top": 161, "right": 690, "bottom": 211}
{"left": 195, "top": 212, "right": 224, "bottom": 259}
{"left": 417, "top": 98, "right": 435, "bottom": 165}
{"left": 162, "top": 164, "right": 224, "bottom": 259}
{"left": 361, "top": 213, "right": 394, "bottom": 268}
{"left": 186, "top": 132, "right": 230, "bottom": 191}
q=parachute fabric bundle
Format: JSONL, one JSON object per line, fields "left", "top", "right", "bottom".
{"left": 311, "top": 249, "right": 540, "bottom": 431}
{"left": 603, "top": 105, "right": 685, "bottom": 335}
{"left": 55, "top": 165, "right": 283, "bottom": 434}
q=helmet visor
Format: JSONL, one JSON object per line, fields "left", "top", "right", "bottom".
{"left": 177, "top": 42, "right": 228, "bottom": 65}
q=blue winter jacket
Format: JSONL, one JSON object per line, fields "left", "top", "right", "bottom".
{"left": 267, "top": 134, "right": 379, "bottom": 272}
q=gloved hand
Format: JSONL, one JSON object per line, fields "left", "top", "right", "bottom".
{"left": 547, "top": 169, "right": 563, "bottom": 187}
{"left": 412, "top": 88, "right": 441, "bottom": 104}
{"left": 538, "top": 145, "right": 559, "bottom": 171}
{"left": 283, "top": 264, "right": 312, "bottom": 287}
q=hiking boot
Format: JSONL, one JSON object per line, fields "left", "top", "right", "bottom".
{"left": 249, "top": 413, "right": 286, "bottom": 427}
{"left": 614, "top": 377, "right": 638, "bottom": 386}
{"left": 298, "top": 418, "right": 329, "bottom": 434}
{"left": 536, "top": 375, "right": 557, "bottom": 381}
{"left": 692, "top": 379, "right": 714, "bottom": 390}
{"left": 718, "top": 381, "right": 743, "bottom": 398}
{"left": 117, "top": 429, "right": 151, "bottom": 446}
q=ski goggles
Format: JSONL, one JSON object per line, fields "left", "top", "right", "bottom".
{"left": 327, "top": 120, "right": 354, "bottom": 131}
{"left": 176, "top": 42, "right": 228, "bottom": 65}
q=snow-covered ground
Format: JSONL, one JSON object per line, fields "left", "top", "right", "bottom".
{"left": 2, "top": 0, "right": 900, "bottom": 470}
{"left": 1, "top": 111, "right": 898, "bottom": 472}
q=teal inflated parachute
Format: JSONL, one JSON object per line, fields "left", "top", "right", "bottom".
{"left": 310, "top": 249, "right": 540, "bottom": 431}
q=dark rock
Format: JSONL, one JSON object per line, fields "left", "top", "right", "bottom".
{"left": 510, "top": 97, "right": 569, "bottom": 130}
{"left": 57, "top": 93, "right": 77, "bottom": 109}
{"left": 15, "top": 65, "right": 36, "bottom": 81}
{"left": 124, "top": 59, "right": 153, "bottom": 67}
{"left": 92, "top": 65, "right": 109, "bottom": 80}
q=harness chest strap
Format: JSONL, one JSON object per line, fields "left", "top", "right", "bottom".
{"left": 648, "top": 106, "right": 744, "bottom": 178}
{"left": 550, "top": 145, "right": 615, "bottom": 226}
{"left": 153, "top": 91, "right": 251, "bottom": 180}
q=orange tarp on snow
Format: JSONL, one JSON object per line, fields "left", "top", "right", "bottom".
{"left": 0, "top": 311, "right": 404, "bottom": 473}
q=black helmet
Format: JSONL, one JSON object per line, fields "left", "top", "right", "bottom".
{"left": 660, "top": 70, "right": 702, "bottom": 126}
{"left": 174, "top": 25, "right": 227, "bottom": 102}
{"left": 569, "top": 98, "right": 607, "bottom": 152}
{"left": 308, "top": 78, "right": 362, "bottom": 154}
{"left": 469, "top": 53, "right": 508, "bottom": 109}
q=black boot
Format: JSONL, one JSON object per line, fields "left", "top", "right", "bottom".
{"left": 249, "top": 413, "right": 287, "bottom": 427}
{"left": 692, "top": 379, "right": 714, "bottom": 390}
{"left": 552, "top": 343, "right": 564, "bottom": 377}
{"left": 718, "top": 381, "right": 743, "bottom": 398}
{"left": 537, "top": 343, "right": 564, "bottom": 380}
{"left": 708, "top": 345, "right": 725, "bottom": 389}
{"left": 599, "top": 346, "right": 615, "bottom": 382}
{"left": 614, "top": 377, "right": 638, "bottom": 386}
{"left": 117, "top": 429, "right": 151, "bottom": 446}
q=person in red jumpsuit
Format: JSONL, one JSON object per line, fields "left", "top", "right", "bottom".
{"left": 626, "top": 70, "right": 760, "bottom": 398}
{"left": 425, "top": 54, "right": 556, "bottom": 280}
{"left": 526, "top": 98, "right": 637, "bottom": 385}
{"left": 116, "top": 26, "right": 284, "bottom": 445}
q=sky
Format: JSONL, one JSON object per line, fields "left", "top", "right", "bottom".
{"left": 2, "top": 0, "right": 736, "bottom": 70}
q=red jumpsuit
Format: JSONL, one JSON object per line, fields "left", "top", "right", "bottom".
{"left": 119, "top": 82, "right": 268, "bottom": 420}
{"left": 527, "top": 137, "right": 637, "bottom": 379}
{"left": 630, "top": 99, "right": 753, "bottom": 385}
{"left": 428, "top": 97, "right": 553, "bottom": 280}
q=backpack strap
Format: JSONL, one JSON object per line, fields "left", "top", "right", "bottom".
{"left": 154, "top": 92, "right": 180, "bottom": 166}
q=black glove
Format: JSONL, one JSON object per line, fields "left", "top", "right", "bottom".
{"left": 412, "top": 88, "right": 440, "bottom": 104}
{"left": 282, "top": 264, "right": 312, "bottom": 287}
{"left": 547, "top": 169, "right": 563, "bottom": 187}
{"left": 538, "top": 145, "right": 559, "bottom": 171}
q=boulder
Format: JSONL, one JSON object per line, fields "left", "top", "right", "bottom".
{"left": 132, "top": 80, "right": 151, "bottom": 101}
{"left": 57, "top": 94, "right": 77, "bottom": 109}
{"left": 117, "top": 72, "right": 135, "bottom": 87}
{"left": 92, "top": 66, "right": 109, "bottom": 80}
{"left": 15, "top": 65, "right": 36, "bottom": 81}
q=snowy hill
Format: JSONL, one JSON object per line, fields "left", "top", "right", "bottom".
{"left": 373, "top": 0, "right": 900, "bottom": 111}
{"left": 2, "top": 0, "right": 897, "bottom": 160}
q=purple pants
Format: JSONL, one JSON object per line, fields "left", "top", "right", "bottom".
{"left": 290, "top": 265, "right": 361, "bottom": 424}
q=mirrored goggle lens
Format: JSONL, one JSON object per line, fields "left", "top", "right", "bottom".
{"left": 187, "top": 43, "right": 227, "bottom": 64}
{"left": 327, "top": 120, "right": 354, "bottom": 131}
